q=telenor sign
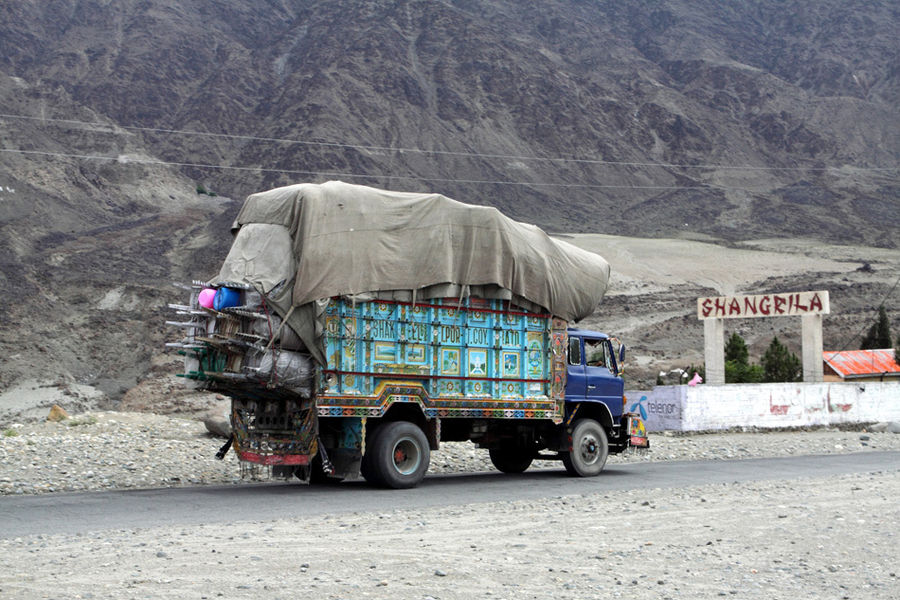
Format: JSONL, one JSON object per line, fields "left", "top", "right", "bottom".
{"left": 697, "top": 291, "right": 830, "bottom": 319}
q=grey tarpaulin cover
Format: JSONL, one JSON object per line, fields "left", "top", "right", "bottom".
{"left": 214, "top": 181, "right": 610, "bottom": 364}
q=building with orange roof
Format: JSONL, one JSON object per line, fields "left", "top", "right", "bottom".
{"left": 823, "top": 349, "right": 900, "bottom": 382}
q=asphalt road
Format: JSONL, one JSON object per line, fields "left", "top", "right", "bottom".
{"left": 2, "top": 451, "right": 898, "bottom": 539}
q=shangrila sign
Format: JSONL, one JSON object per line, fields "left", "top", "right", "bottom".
{"left": 697, "top": 291, "right": 830, "bottom": 320}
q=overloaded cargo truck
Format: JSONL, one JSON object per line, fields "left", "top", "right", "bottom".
{"left": 168, "top": 181, "right": 648, "bottom": 488}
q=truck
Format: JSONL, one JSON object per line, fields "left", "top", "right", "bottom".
{"left": 168, "top": 181, "right": 648, "bottom": 488}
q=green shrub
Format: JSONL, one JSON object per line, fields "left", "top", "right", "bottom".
{"left": 725, "top": 360, "right": 764, "bottom": 383}
{"left": 861, "top": 306, "right": 892, "bottom": 349}
{"left": 724, "top": 333, "right": 763, "bottom": 383}
{"left": 762, "top": 336, "right": 802, "bottom": 382}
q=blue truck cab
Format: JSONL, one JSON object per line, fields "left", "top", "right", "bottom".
{"left": 562, "top": 329, "right": 643, "bottom": 469}
{"left": 566, "top": 328, "right": 625, "bottom": 411}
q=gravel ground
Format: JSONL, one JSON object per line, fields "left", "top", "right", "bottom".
{"left": 1, "top": 411, "right": 899, "bottom": 495}
{"left": 2, "top": 411, "right": 899, "bottom": 599}
{"left": 1, "top": 471, "right": 898, "bottom": 599}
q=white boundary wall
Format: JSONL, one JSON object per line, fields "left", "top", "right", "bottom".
{"left": 627, "top": 382, "right": 900, "bottom": 432}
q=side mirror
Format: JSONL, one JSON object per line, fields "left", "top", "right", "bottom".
{"left": 618, "top": 343, "right": 626, "bottom": 364}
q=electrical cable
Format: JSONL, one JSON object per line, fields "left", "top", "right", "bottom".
{"left": 2, "top": 112, "right": 898, "bottom": 172}
{"left": 2, "top": 147, "right": 899, "bottom": 193}
{"left": 0, "top": 148, "right": 724, "bottom": 190}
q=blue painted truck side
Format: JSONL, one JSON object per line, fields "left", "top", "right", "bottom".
{"left": 315, "top": 297, "right": 566, "bottom": 421}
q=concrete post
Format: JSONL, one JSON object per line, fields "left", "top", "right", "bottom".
{"left": 703, "top": 318, "right": 725, "bottom": 384}
{"left": 801, "top": 314, "right": 824, "bottom": 383}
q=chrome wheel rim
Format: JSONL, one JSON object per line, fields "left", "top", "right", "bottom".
{"left": 579, "top": 434, "right": 600, "bottom": 465}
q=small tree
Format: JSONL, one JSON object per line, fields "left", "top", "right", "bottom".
{"left": 761, "top": 336, "right": 802, "bottom": 382}
{"left": 725, "top": 332, "right": 749, "bottom": 364}
{"left": 724, "top": 332, "right": 763, "bottom": 383}
{"left": 860, "top": 306, "right": 892, "bottom": 349}
{"left": 725, "top": 360, "right": 764, "bottom": 383}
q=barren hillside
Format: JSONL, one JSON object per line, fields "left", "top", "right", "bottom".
{"left": 0, "top": 0, "right": 897, "bottom": 396}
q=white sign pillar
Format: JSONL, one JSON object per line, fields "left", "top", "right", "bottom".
{"left": 703, "top": 317, "right": 726, "bottom": 385}
{"left": 801, "top": 314, "right": 824, "bottom": 383}
{"left": 697, "top": 291, "right": 830, "bottom": 384}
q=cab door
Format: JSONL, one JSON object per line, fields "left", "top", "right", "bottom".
{"left": 565, "top": 335, "right": 586, "bottom": 398}
{"left": 583, "top": 337, "right": 624, "bottom": 415}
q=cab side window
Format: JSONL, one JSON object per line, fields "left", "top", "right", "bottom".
{"left": 585, "top": 339, "right": 612, "bottom": 370}
{"left": 568, "top": 337, "right": 582, "bottom": 365}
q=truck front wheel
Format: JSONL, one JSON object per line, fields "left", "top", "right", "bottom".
{"left": 562, "top": 419, "right": 609, "bottom": 477}
{"left": 365, "top": 421, "right": 430, "bottom": 489}
{"left": 489, "top": 447, "right": 534, "bottom": 473}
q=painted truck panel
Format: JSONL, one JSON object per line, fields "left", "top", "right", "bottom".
{"left": 316, "top": 297, "right": 567, "bottom": 422}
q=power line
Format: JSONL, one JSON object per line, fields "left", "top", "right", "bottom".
{"left": 3, "top": 147, "right": 899, "bottom": 193}
{"left": 0, "top": 148, "right": 715, "bottom": 190}
{"left": 2, "top": 112, "right": 898, "bottom": 173}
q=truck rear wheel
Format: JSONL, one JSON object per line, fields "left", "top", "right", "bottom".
{"left": 488, "top": 447, "right": 534, "bottom": 473}
{"left": 562, "top": 419, "right": 609, "bottom": 477}
{"left": 364, "top": 421, "right": 430, "bottom": 489}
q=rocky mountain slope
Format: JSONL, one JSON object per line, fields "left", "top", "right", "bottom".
{"left": 0, "top": 0, "right": 897, "bottom": 396}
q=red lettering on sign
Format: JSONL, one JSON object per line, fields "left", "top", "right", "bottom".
{"left": 809, "top": 293, "right": 823, "bottom": 312}
{"left": 714, "top": 297, "right": 726, "bottom": 317}
{"left": 774, "top": 295, "right": 786, "bottom": 314}
{"left": 699, "top": 291, "right": 826, "bottom": 320}
{"left": 743, "top": 297, "right": 758, "bottom": 316}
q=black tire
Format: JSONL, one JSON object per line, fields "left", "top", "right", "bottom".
{"left": 364, "top": 421, "right": 430, "bottom": 489}
{"left": 561, "top": 419, "right": 609, "bottom": 477}
{"left": 488, "top": 447, "right": 534, "bottom": 473}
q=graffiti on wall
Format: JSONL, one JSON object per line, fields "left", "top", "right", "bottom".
{"left": 636, "top": 382, "right": 890, "bottom": 431}
{"left": 769, "top": 395, "right": 789, "bottom": 416}
{"left": 765, "top": 389, "right": 853, "bottom": 418}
